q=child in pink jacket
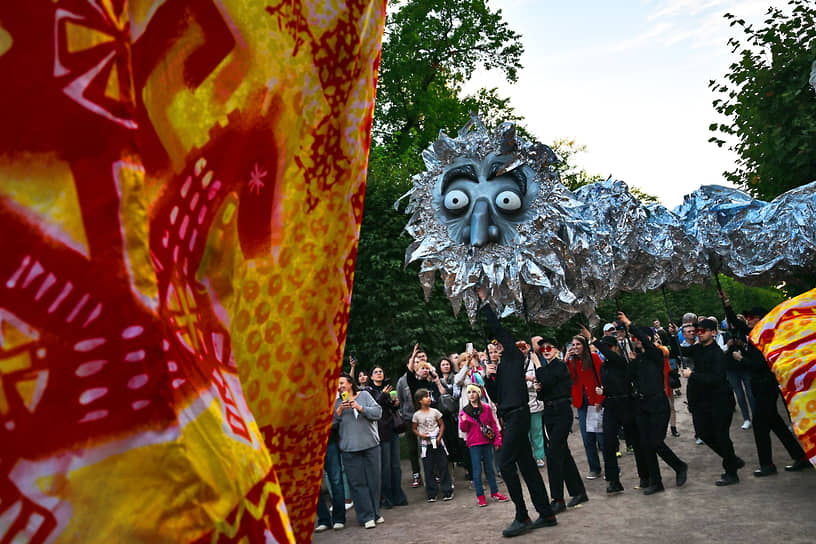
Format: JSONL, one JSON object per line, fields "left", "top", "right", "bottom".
{"left": 459, "top": 384, "right": 509, "bottom": 507}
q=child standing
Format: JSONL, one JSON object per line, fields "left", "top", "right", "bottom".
{"left": 459, "top": 384, "right": 509, "bottom": 507}
{"left": 412, "top": 388, "right": 454, "bottom": 502}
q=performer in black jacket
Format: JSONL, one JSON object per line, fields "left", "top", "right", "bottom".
{"left": 533, "top": 336, "right": 587, "bottom": 512}
{"left": 478, "top": 287, "right": 557, "bottom": 538}
{"left": 617, "top": 314, "right": 687, "bottom": 495}
{"left": 578, "top": 325, "right": 648, "bottom": 493}
{"left": 679, "top": 318, "right": 745, "bottom": 486}
{"left": 717, "top": 289, "right": 811, "bottom": 475}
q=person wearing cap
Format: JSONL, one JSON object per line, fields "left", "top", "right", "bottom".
{"left": 578, "top": 324, "right": 649, "bottom": 494}
{"left": 620, "top": 315, "right": 688, "bottom": 494}
{"left": 680, "top": 318, "right": 745, "bottom": 486}
{"left": 718, "top": 290, "right": 811, "bottom": 476}
{"left": 533, "top": 336, "right": 587, "bottom": 513}
{"left": 477, "top": 287, "right": 557, "bottom": 537}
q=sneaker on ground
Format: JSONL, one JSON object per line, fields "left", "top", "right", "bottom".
{"left": 443, "top": 493, "right": 454, "bottom": 501}
{"left": 375, "top": 516, "right": 385, "bottom": 524}
{"left": 491, "top": 492, "right": 510, "bottom": 502}
{"left": 315, "top": 524, "right": 329, "bottom": 533}
{"left": 411, "top": 473, "right": 422, "bottom": 488}
{"left": 332, "top": 523, "right": 344, "bottom": 530}
{"left": 344, "top": 500, "right": 353, "bottom": 511}
{"left": 364, "top": 520, "right": 376, "bottom": 529}
{"left": 741, "top": 420, "right": 752, "bottom": 430}
{"left": 477, "top": 495, "right": 488, "bottom": 507}
{"left": 536, "top": 458, "right": 545, "bottom": 467}
{"left": 427, "top": 497, "right": 437, "bottom": 503}
{"left": 695, "top": 437, "right": 703, "bottom": 445}
{"left": 586, "top": 471, "right": 601, "bottom": 480}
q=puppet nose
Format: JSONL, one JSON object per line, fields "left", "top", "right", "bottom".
{"left": 469, "top": 200, "right": 490, "bottom": 246}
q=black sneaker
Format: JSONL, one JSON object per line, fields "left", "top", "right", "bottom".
{"left": 715, "top": 472, "right": 739, "bottom": 486}
{"left": 532, "top": 515, "right": 557, "bottom": 529}
{"left": 566, "top": 493, "right": 589, "bottom": 507}
{"left": 753, "top": 464, "right": 777, "bottom": 477}
{"left": 643, "top": 482, "right": 664, "bottom": 495}
{"left": 785, "top": 458, "right": 812, "bottom": 472}
{"left": 549, "top": 499, "right": 566, "bottom": 514}
{"left": 606, "top": 480, "right": 624, "bottom": 493}
{"left": 502, "top": 518, "right": 533, "bottom": 538}
{"left": 676, "top": 463, "right": 688, "bottom": 487}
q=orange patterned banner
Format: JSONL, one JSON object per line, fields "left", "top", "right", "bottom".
{"left": 0, "top": 1, "right": 385, "bottom": 542}
{"left": 750, "top": 288, "right": 816, "bottom": 466}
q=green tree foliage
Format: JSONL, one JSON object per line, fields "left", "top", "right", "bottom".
{"left": 344, "top": 0, "right": 795, "bottom": 381}
{"left": 374, "top": 0, "right": 523, "bottom": 154}
{"left": 708, "top": 0, "right": 816, "bottom": 200}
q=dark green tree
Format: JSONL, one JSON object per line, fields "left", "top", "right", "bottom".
{"left": 708, "top": 0, "right": 816, "bottom": 200}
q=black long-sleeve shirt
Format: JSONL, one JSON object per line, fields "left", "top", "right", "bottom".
{"left": 680, "top": 341, "right": 731, "bottom": 409}
{"left": 592, "top": 340, "right": 631, "bottom": 398}
{"left": 535, "top": 356, "right": 572, "bottom": 402}
{"left": 628, "top": 325, "right": 665, "bottom": 397}
{"left": 481, "top": 303, "right": 527, "bottom": 417}
{"left": 723, "top": 304, "right": 776, "bottom": 386}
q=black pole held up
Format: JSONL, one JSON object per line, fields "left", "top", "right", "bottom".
{"left": 662, "top": 285, "right": 686, "bottom": 370}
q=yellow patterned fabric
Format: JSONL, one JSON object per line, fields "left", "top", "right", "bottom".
{"left": 0, "top": 1, "right": 385, "bottom": 542}
{"left": 750, "top": 288, "right": 816, "bottom": 466}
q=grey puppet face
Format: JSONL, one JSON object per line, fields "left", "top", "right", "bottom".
{"left": 432, "top": 152, "right": 539, "bottom": 246}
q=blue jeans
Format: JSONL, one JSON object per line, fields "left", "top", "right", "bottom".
{"left": 727, "top": 369, "right": 755, "bottom": 421}
{"left": 577, "top": 404, "right": 604, "bottom": 474}
{"left": 469, "top": 443, "right": 499, "bottom": 497}
{"left": 317, "top": 440, "right": 345, "bottom": 526}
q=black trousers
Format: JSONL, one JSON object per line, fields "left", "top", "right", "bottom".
{"left": 637, "top": 394, "right": 685, "bottom": 485}
{"left": 499, "top": 407, "right": 555, "bottom": 521}
{"left": 603, "top": 397, "right": 648, "bottom": 483}
{"left": 542, "top": 401, "right": 585, "bottom": 501}
{"left": 421, "top": 444, "right": 452, "bottom": 499}
{"left": 691, "top": 395, "right": 741, "bottom": 474}
{"left": 752, "top": 380, "right": 805, "bottom": 466}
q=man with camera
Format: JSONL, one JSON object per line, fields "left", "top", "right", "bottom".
{"left": 478, "top": 287, "right": 557, "bottom": 538}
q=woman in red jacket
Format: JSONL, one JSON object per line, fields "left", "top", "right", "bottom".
{"left": 566, "top": 335, "right": 605, "bottom": 480}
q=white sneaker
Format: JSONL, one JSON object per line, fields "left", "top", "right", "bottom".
{"left": 315, "top": 524, "right": 329, "bottom": 533}
{"left": 375, "top": 516, "right": 385, "bottom": 524}
{"left": 344, "top": 501, "right": 353, "bottom": 511}
{"left": 332, "top": 523, "right": 344, "bottom": 530}
{"left": 536, "top": 459, "right": 546, "bottom": 468}
{"left": 695, "top": 438, "right": 703, "bottom": 445}
{"left": 742, "top": 420, "right": 752, "bottom": 430}
{"left": 364, "top": 520, "right": 376, "bottom": 529}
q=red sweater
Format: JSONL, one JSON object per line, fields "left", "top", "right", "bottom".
{"left": 567, "top": 352, "right": 604, "bottom": 408}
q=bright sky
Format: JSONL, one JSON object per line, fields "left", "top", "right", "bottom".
{"left": 465, "top": 0, "right": 774, "bottom": 208}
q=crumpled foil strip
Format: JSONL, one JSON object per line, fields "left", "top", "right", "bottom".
{"left": 401, "top": 115, "right": 816, "bottom": 326}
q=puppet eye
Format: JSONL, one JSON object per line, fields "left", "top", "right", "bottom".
{"left": 444, "top": 190, "right": 470, "bottom": 211}
{"left": 495, "top": 191, "right": 522, "bottom": 212}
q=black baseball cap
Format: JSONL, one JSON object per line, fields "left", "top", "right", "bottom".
{"left": 743, "top": 307, "right": 767, "bottom": 319}
{"left": 697, "top": 318, "right": 718, "bottom": 331}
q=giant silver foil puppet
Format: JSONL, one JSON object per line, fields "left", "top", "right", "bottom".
{"left": 401, "top": 116, "right": 816, "bottom": 325}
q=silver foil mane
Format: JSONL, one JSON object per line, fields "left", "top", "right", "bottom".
{"left": 401, "top": 116, "right": 816, "bottom": 326}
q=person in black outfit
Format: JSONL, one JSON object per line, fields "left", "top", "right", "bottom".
{"left": 678, "top": 318, "right": 745, "bottom": 486}
{"left": 478, "top": 287, "right": 557, "bottom": 538}
{"left": 578, "top": 325, "right": 648, "bottom": 493}
{"left": 617, "top": 314, "right": 688, "bottom": 495}
{"left": 533, "top": 336, "right": 587, "bottom": 512}
{"left": 717, "top": 290, "right": 811, "bottom": 475}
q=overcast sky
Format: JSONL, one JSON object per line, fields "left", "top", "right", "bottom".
{"left": 465, "top": 0, "right": 775, "bottom": 208}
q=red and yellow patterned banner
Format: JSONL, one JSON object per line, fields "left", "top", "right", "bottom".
{"left": 751, "top": 288, "right": 816, "bottom": 466}
{"left": 0, "top": 1, "right": 385, "bottom": 542}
